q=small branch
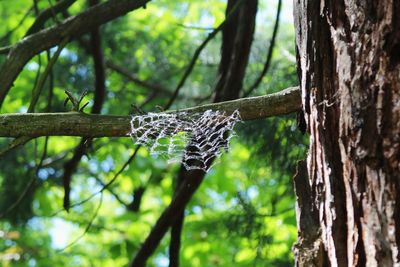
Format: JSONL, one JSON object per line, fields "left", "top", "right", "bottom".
{"left": 0, "top": 136, "right": 33, "bottom": 158}
{"left": 127, "top": 186, "right": 146, "bottom": 212}
{"left": 0, "top": 0, "right": 151, "bottom": 109}
{"left": 168, "top": 166, "right": 187, "bottom": 267}
{"left": 57, "top": 192, "right": 103, "bottom": 252}
{"left": 62, "top": 139, "right": 91, "bottom": 211}
{"left": 214, "top": 0, "right": 257, "bottom": 101}
{"left": 106, "top": 60, "right": 171, "bottom": 95}
{"left": 51, "top": 146, "right": 140, "bottom": 216}
{"left": 164, "top": 0, "right": 245, "bottom": 109}
{"left": 89, "top": 15, "right": 106, "bottom": 115}
{"left": 0, "top": 45, "right": 12, "bottom": 55}
{"left": 0, "top": 87, "right": 300, "bottom": 138}
{"left": 28, "top": 37, "right": 69, "bottom": 112}
{"left": 25, "top": 0, "right": 77, "bottom": 36}
{"left": 169, "top": 205, "right": 184, "bottom": 267}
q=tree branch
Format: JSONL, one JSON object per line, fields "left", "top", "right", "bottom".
{"left": 105, "top": 60, "right": 172, "bottom": 95}
{"left": 0, "top": 0, "right": 151, "bottom": 109}
{"left": 129, "top": 169, "right": 205, "bottom": 267}
{"left": 168, "top": 1, "right": 258, "bottom": 265}
{"left": 28, "top": 37, "right": 69, "bottom": 112}
{"left": 243, "top": 0, "right": 282, "bottom": 97}
{"left": 0, "top": 86, "right": 300, "bottom": 138}
{"left": 164, "top": 0, "right": 245, "bottom": 109}
{"left": 25, "top": 0, "right": 77, "bottom": 36}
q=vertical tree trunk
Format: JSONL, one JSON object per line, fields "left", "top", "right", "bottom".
{"left": 293, "top": 1, "right": 400, "bottom": 266}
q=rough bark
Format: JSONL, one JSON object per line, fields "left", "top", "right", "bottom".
{"left": 293, "top": 0, "right": 400, "bottom": 266}
{"left": 0, "top": 87, "right": 300, "bottom": 137}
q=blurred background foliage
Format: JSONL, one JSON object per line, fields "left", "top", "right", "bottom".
{"left": 0, "top": 0, "right": 306, "bottom": 266}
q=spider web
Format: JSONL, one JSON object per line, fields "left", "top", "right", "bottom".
{"left": 130, "top": 110, "right": 241, "bottom": 171}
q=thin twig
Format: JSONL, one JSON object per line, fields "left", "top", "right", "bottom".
{"left": 164, "top": 0, "right": 245, "bottom": 109}
{"left": 25, "top": 0, "right": 76, "bottom": 36}
{"left": 91, "top": 175, "right": 130, "bottom": 208}
{"left": 51, "top": 146, "right": 140, "bottom": 216}
{"left": 0, "top": 45, "right": 12, "bottom": 55}
{"left": 106, "top": 60, "right": 172, "bottom": 96}
{"left": 0, "top": 136, "right": 49, "bottom": 218}
{"left": 57, "top": 192, "right": 103, "bottom": 252}
{"left": 0, "top": 0, "right": 151, "bottom": 109}
{"left": 175, "top": 23, "right": 215, "bottom": 31}
{"left": 0, "top": 137, "right": 33, "bottom": 159}
{"left": 0, "top": 6, "right": 33, "bottom": 44}
{"left": 28, "top": 37, "right": 69, "bottom": 113}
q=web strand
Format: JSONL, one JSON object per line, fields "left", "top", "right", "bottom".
{"left": 130, "top": 110, "right": 241, "bottom": 171}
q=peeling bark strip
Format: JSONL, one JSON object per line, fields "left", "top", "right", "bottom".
{"left": 0, "top": 87, "right": 300, "bottom": 137}
{"left": 294, "top": 0, "right": 400, "bottom": 266}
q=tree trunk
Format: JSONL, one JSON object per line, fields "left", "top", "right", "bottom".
{"left": 293, "top": 1, "right": 400, "bottom": 266}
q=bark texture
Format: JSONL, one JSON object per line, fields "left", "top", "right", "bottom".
{"left": 293, "top": 0, "right": 400, "bottom": 266}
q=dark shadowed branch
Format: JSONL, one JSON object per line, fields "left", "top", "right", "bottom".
{"left": 168, "top": 1, "right": 258, "bottom": 266}
{"left": 163, "top": 0, "right": 245, "bottom": 109}
{"left": 25, "top": 0, "right": 77, "bottom": 36}
{"left": 51, "top": 146, "right": 140, "bottom": 217}
{"left": 62, "top": 0, "right": 107, "bottom": 211}
{"left": 243, "top": 0, "right": 282, "bottom": 97}
{"left": 129, "top": 169, "right": 206, "bottom": 267}
{"left": 128, "top": 1, "right": 259, "bottom": 265}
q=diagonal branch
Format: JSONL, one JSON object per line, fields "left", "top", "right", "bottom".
{"left": 106, "top": 60, "right": 172, "bottom": 95}
{"left": 0, "top": 6, "right": 33, "bottom": 47}
{"left": 163, "top": 0, "right": 245, "bottom": 109}
{"left": 25, "top": 0, "right": 77, "bottom": 36}
{"left": 28, "top": 37, "right": 69, "bottom": 112}
{"left": 168, "top": 1, "right": 258, "bottom": 266}
{"left": 0, "top": 86, "right": 300, "bottom": 138}
{"left": 0, "top": 0, "right": 151, "bottom": 109}
{"left": 129, "top": 169, "right": 206, "bottom": 267}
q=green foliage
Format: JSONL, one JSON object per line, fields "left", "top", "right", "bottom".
{"left": 0, "top": 0, "right": 305, "bottom": 266}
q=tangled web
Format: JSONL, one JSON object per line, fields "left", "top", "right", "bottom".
{"left": 130, "top": 110, "right": 241, "bottom": 171}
